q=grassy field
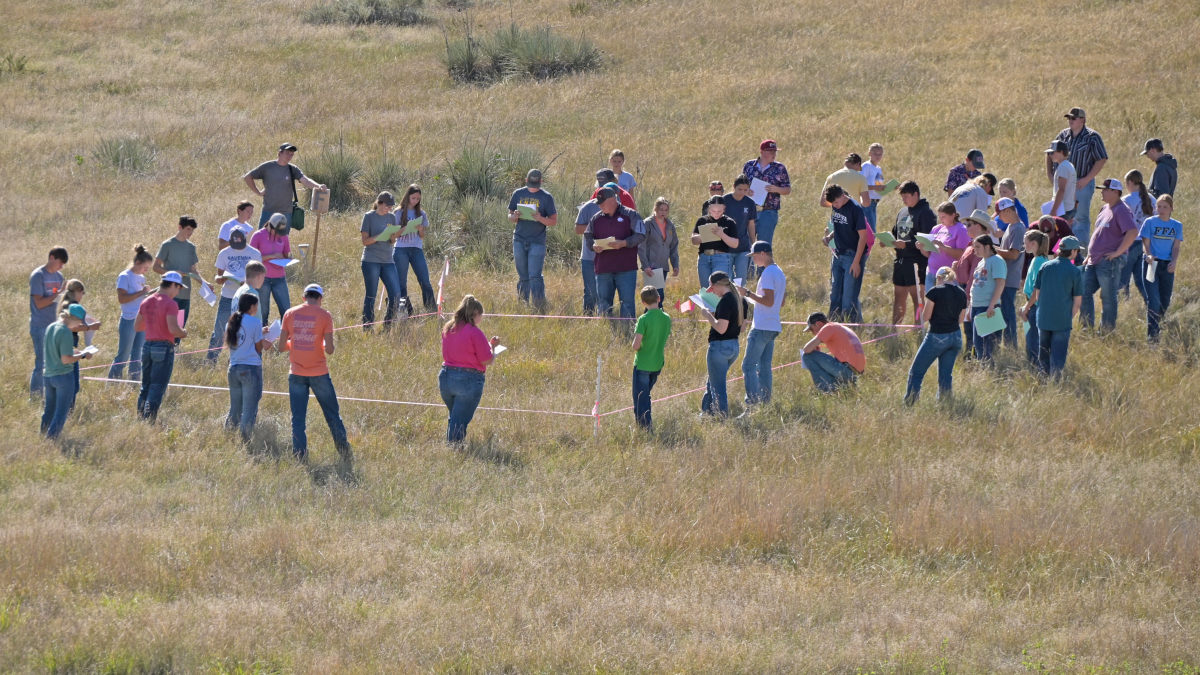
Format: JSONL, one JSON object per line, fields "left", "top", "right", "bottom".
{"left": 3, "top": 0, "right": 1200, "bottom": 672}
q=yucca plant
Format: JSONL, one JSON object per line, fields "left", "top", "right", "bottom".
{"left": 304, "top": 143, "right": 363, "bottom": 212}
{"left": 92, "top": 137, "right": 157, "bottom": 175}
{"left": 360, "top": 150, "right": 410, "bottom": 204}
{"left": 303, "top": 0, "right": 427, "bottom": 26}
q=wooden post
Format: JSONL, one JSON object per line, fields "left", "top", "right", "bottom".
{"left": 308, "top": 187, "right": 330, "bottom": 273}
{"left": 309, "top": 212, "right": 321, "bottom": 272}
{"left": 593, "top": 354, "right": 602, "bottom": 438}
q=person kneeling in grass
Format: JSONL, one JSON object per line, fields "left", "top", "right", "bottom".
{"left": 1023, "top": 236, "right": 1083, "bottom": 378}
{"left": 226, "top": 293, "right": 272, "bottom": 442}
{"left": 801, "top": 312, "right": 865, "bottom": 394}
{"left": 631, "top": 286, "right": 671, "bottom": 430}
{"left": 439, "top": 294, "right": 502, "bottom": 445}
{"left": 42, "top": 304, "right": 93, "bottom": 439}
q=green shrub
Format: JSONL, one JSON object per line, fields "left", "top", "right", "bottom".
{"left": 303, "top": 0, "right": 427, "bottom": 26}
{"left": 447, "top": 144, "right": 542, "bottom": 201}
{"left": 1, "top": 53, "right": 29, "bottom": 74}
{"left": 452, "top": 195, "right": 512, "bottom": 271}
{"left": 360, "top": 151, "right": 410, "bottom": 202}
{"left": 92, "top": 137, "right": 157, "bottom": 175}
{"left": 444, "top": 24, "right": 603, "bottom": 84}
{"left": 303, "top": 143, "right": 363, "bottom": 212}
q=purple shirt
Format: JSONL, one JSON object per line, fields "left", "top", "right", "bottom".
{"left": 927, "top": 222, "right": 971, "bottom": 275}
{"left": 741, "top": 159, "right": 790, "bottom": 211}
{"left": 943, "top": 162, "right": 980, "bottom": 195}
{"left": 1088, "top": 201, "right": 1137, "bottom": 260}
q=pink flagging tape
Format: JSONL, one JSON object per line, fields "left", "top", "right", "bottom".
{"left": 82, "top": 377, "right": 594, "bottom": 418}
{"left": 484, "top": 313, "right": 919, "bottom": 329}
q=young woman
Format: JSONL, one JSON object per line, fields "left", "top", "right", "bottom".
{"left": 439, "top": 294, "right": 502, "bottom": 444}
{"left": 392, "top": 184, "right": 437, "bottom": 314}
{"left": 249, "top": 213, "right": 292, "bottom": 323}
{"left": 1141, "top": 194, "right": 1183, "bottom": 342}
{"left": 992, "top": 178, "right": 1029, "bottom": 232}
{"left": 639, "top": 197, "right": 680, "bottom": 306}
{"left": 919, "top": 202, "right": 971, "bottom": 294}
{"left": 42, "top": 304, "right": 93, "bottom": 439}
{"left": 691, "top": 196, "right": 739, "bottom": 289}
{"left": 360, "top": 191, "right": 403, "bottom": 329}
{"left": 225, "top": 293, "right": 271, "bottom": 441}
{"left": 1021, "top": 230, "right": 1051, "bottom": 365}
{"left": 111, "top": 245, "right": 154, "bottom": 380}
{"left": 968, "top": 234, "right": 1006, "bottom": 362}
{"left": 951, "top": 214, "right": 995, "bottom": 358}
{"left": 904, "top": 267, "right": 967, "bottom": 404}
{"left": 135, "top": 272, "right": 188, "bottom": 423}
{"left": 57, "top": 279, "right": 100, "bottom": 409}
{"left": 697, "top": 271, "right": 747, "bottom": 417}
{"left": 1120, "top": 169, "right": 1156, "bottom": 300}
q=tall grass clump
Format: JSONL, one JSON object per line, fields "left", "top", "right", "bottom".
{"left": 444, "top": 24, "right": 603, "bottom": 84}
{"left": 447, "top": 144, "right": 543, "bottom": 201}
{"left": 303, "top": 0, "right": 427, "bottom": 26}
{"left": 92, "top": 137, "right": 157, "bottom": 176}
{"left": 303, "top": 143, "right": 363, "bottom": 212}
{"left": 360, "top": 150, "right": 410, "bottom": 201}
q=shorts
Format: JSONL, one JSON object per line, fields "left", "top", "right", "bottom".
{"left": 892, "top": 256, "right": 927, "bottom": 287}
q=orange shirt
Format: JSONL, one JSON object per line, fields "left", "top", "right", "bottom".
{"left": 282, "top": 304, "right": 334, "bottom": 376}
{"left": 817, "top": 322, "right": 865, "bottom": 373}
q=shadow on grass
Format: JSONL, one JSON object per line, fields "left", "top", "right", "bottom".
{"left": 459, "top": 432, "right": 525, "bottom": 468}
{"left": 732, "top": 387, "right": 832, "bottom": 438}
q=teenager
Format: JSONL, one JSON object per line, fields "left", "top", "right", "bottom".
{"left": 207, "top": 228, "right": 261, "bottom": 363}
{"left": 742, "top": 140, "right": 791, "bottom": 246}
{"left": 234, "top": 261, "right": 267, "bottom": 323}
{"left": 801, "top": 312, "right": 865, "bottom": 394}
{"left": 110, "top": 244, "right": 154, "bottom": 380}
{"left": 1035, "top": 214, "right": 1075, "bottom": 256}
{"left": 737, "top": 241, "right": 785, "bottom": 407}
{"left": 1025, "top": 237, "right": 1084, "bottom": 377}
{"left": 637, "top": 197, "right": 680, "bottom": 306}
{"left": 821, "top": 153, "right": 871, "bottom": 210}
{"left": 950, "top": 211, "right": 996, "bottom": 358}
{"left": 42, "top": 305, "right": 93, "bottom": 439}
{"left": 135, "top": 272, "right": 187, "bottom": 423}
{"left": 274, "top": 284, "right": 351, "bottom": 463}
{"left": 360, "top": 191, "right": 403, "bottom": 329}
{"left": 968, "top": 234, "right": 1006, "bottom": 362}
{"left": 225, "top": 293, "right": 270, "bottom": 441}
{"left": 695, "top": 272, "right": 747, "bottom": 417}
{"left": 821, "top": 184, "right": 869, "bottom": 322}
{"left": 1081, "top": 179, "right": 1138, "bottom": 331}
{"left": 30, "top": 247, "right": 68, "bottom": 396}
{"left": 949, "top": 174, "right": 996, "bottom": 221}
{"left": 889, "top": 181, "right": 936, "bottom": 324}
{"left": 992, "top": 178, "right": 1030, "bottom": 232}
{"left": 860, "top": 143, "right": 886, "bottom": 230}
{"left": 1045, "top": 140, "right": 1077, "bottom": 222}
{"left": 1141, "top": 138, "right": 1177, "bottom": 198}
{"left": 609, "top": 149, "right": 637, "bottom": 192}
{"left": 1021, "top": 230, "right": 1051, "bottom": 365}
{"left": 439, "top": 294, "right": 501, "bottom": 444}
{"left": 724, "top": 176, "right": 758, "bottom": 281}
{"left": 218, "top": 200, "right": 256, "bottom": 251}
{"left": 1142, "top": 194, "right": 1183, "bottom": 342}
{"left": 1118, "top": 169, "right": 1156, "bottom": 301}
{"left": 920, "top": 202, "right": 971, "bottom": 293}
{"left": 632, "top": 286, "right": 671, "bottom": 430}
{"left": 576, "top": 191, "right": 601, "bottom": 315}
{"left": 507, "top": 169, "right": 558, "bottom": 308}
{"left": 944, "top": 149, "right": 984, "bottom": 195}
{"left": 57, "top": 279, "right": 100, "bottom": 410}
{"left": 585, "top": 188, "right": 647, "bottom": 319}
{"left": 596, "top": 171, "right": 637, "bottom": 210}
{"left": 995, "top": 198, "right": 1028, "bottom": 349}
{"left": 249, "top": 213, "right": 292, "bottom": 323}
{"left": 242, "top": 142, "right": 325, "bottom": 228}
{"left": 700, "top": 180, "right": 724, "bottom": 216}
{"left": 153, "top": 216, "right": 206, "bottom": 333}
{"left": 904, "top": 267, "right": 967, "bottom": 404}
{"left": 393, "top": 184, "right": 437, "bottom": 313}
{"left": 691, "top": 195, "right": 739, "bottom": 290}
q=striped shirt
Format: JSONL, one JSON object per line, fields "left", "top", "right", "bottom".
{"left": 1054, "top": 126, "right": 1107, "bottom": 180}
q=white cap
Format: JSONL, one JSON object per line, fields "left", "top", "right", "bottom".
{"left": 162, "top": 271, "right": 184, "bottom": 284}
{"left": 303, "top": 283, "right": 324, "bottom": 297}
{"left": 1098, "top": 178, "right": 1123, "bottom": 191}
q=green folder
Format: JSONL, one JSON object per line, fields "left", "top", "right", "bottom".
{"left": 825, "top": 221, "right": 837, "bottom": 252}
{"left": 879, "top": 178, "right": 902, "bottom": 197}
{"left": 973, "top": 311, "right": 1007, "bottom": 337}
{"left": 401, "top": 218, "right": 422, "bottom": 236}
{"left": 699, "top": 291, "right": 720, "bottom": 310}
{"left": 875, "top": 231, "right": 896, "bottom": 247}
{"left": 914, "top": 233, "right": 936, "bottom": 250}
{"left": 1022, "top": 320, "right": 1031, "bottom": 335}
{"left": 516, "top": 204, "right": 538, "bottom": 220}
{"left": 374, "top": 224, "right": 401, "bottom": 241}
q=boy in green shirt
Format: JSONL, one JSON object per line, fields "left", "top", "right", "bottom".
{"left": 42, "top": 304, "right": 92, "bottom": 439}
{"left": 632, "top": 286, "right": 671, "bottom": 430}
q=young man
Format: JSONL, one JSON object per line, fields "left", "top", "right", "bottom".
{"left": 821, "top": 153, "right": 871, "bottom": 210}
{"left": 801, "top": 312, "right": 865, "bottom": 394}
{"left": 723, "top": 176, "right": 758, "bottom": 281}
{"left": 42, "top": 304, "right": 93, "bottom": 439}
{"left": 944, "top": 149, "right": 984, "bottom": 195}
{"left": 274, "top": 284, "right": 351, "bottom": 463}
{"left": 1080, "top": 179, "right": 1138, "bottom": 331}
{"left": 736, "top": 241, "right": 786, "bottom": 407}
{"left": 584, "top": 188, "right": 646, "bottom": 320}
{"left": 1046, "top": 140, "right": 1077, "bottom": 221}
{"left": 631, "top": 286, "right": 670, "bottom": 430}
{"left": 575, "top": 193, "right": 602, "bottom": 315}
{"left": 243, "top": 142, "right": 326, "bottom": 228}
{"left": 1023, "top": 237, "right": 1083, "bottom": 378}
{"left": 154, "top": 216, "right": 208, "bottom": 335}
{"left": 742, "top": 140, "right": 791, "bottom": 246}
{"left": 995, "top": 197, "right": 1028, "bottom": 348}
{"left": 218, "top": 201, "right": 256, "bottom": 251}
{"left": 950, "top": 173, "right": 996, "bottom": 221}
{"left": 135, "top": 271, "right": 188, "bottom": 423}
{"left": 29, "top": 247, "right": 68, "bottom": 396}
{"left": 1049, "top": 108, "right": 1108, "bottom": 250}
{"left": 889, "top": 182, "right": 935, "bottom": 325}
{"left": 860, "top": 143, "right": 886, "bottom": 230}
{"left": 1141, "top": 138, "right": 1177, "bottom": 198}
{"left": 507, "top": 169, "right": 558, "bottom": 308}
{"left": 234, "top": 261, "right": 268, "bottom": 323}
{"left": 207, "top": 229, "right": 262, "bottom": 363}
{"left": 609, "top": 149, "right": 637, "bottom": 193}
{"left": 821, "top": 185, "right": 869, "bottom": 322}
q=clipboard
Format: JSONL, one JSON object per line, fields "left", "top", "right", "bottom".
{"left": 401, "top": 218, "right": 422, "bottom": 236}
{"left": 698, "top": 222, "right": 722, "bottom": 243}
{"left": 374, "top": 223, "right": 402, "bottom": 241}
{"left": 875, "top": 231, "right": 896, "bottom": 247}
{"left": 914, "top": 233, "right": 936, "bottom": 251}
{"left": 878, "top": 179, "right": 902, "bottom": 197}
{"left": 516, "top": 204, "right": 538, "bottom": 220}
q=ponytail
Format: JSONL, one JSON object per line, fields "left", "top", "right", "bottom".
{"left": 131, "top": 243, "right": 152, "bottom": 267}
{"left": 57, "top": 278, "right": 85, "bottom": 314}
{"left": 1124, "top": 170, "right": 1154, "bottom": 216}
{"left": 973, "top": 234, "right": 998, "bottom": 255}
{"left": 226, "top": 293, "right": 259, "bottom": 348}
{"left": 714, "top": 278, "right": 745, "bottom": 327}
{"left": 444, "top": 294, "right": 484, "bottom": 335}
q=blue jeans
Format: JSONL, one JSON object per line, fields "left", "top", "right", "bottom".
{"left": 138, "top": 341, "right": 175, "bottom": 422}
{"left": 701, "top": 339, "right": 740, "bottom": 416}
{"left": 697, "top": 252, "right": 734, "bottom": 289}
{"left": 756, "top": 209, "right": 778, "bottom": 246}
{"left": 361, "top": 260, "right": 402, "bottom": 328}
{"left": 41, "top": 372, "right": 76, "bottom": 439}
{"left": 1119, "top": 243, "right": 1146, "bottom": 301}
{"left": 258, "top": 210, "right": 291, "bottom": 229}
{"left": 1072, "top": 179, "right": 1096, "bottom": 246}
{"left": 1081, "top": 255, "right": 1125, "bottom": 329}
{"left": 1037, "top": 328, "right": 1072, "bottom": 377}
{"left": 288, "top": 373, "right": 351, "bottom": 460}
{"left": 971, "top": 306, "right": 1001, "bottom": 363}
{"left": 741, "top": 328, "right": 779, "bottom": 405}
{"left": 829, "top": 251, "right": 865, "bottom": 322}
{"left": 30, "top": 325, "right": 46, "bottom": 395}
{"left": 439, "top": 366, "right": 485, "bottom": 444}
{"left": 905, "top": 331, "right": 962, "bottom": 404}
{"left": 227, "top": 364, "right": 263, "bottom": 441}
{"left": 1024, "top": 304, "right": 1039, "bottom": 365}
{"left": 863, "top": 200, "right": 879, "bottom": 231}
{"left": 597, "top": 269, "right": 638, "bottom": 319}
{"left": 1000, "top": 287, "right": 1019, "bottom": 349}
{"left": 632, "top": 367, "right": 660, "bottom": 429}
{"left": 392, "top": 246, "right": 436, "bottom": 311}
{"left": 581, "top": 259, "right": 597, "bottom": 315}
{"left": 1144, "top": 260, "right": 1175, "bottom": 341}
{"left": 259, "top": 276, "right": 290, "bottom": 324}
{"left": 513, "top": 240, "right": 547, "bottom": 305}
{"left": 803, "top": 350, "right": 857, "bottom": 393}
{"left": 733, "top": 251, "right": 752, "bottom": 282}
{"left": 206, "top": 296, "right": 233, "bottom": 363}
{"left": 109, "top": 317, "right": 145, "bottom": 379}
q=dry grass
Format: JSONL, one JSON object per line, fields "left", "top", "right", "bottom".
{"left": 2, "top": 0, "right": 1200, "bottom": 672}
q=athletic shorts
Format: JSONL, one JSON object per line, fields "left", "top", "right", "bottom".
{"left": 892, "top": 256, "right": 927, "bottom": 287}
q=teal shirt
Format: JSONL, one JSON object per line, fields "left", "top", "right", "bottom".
{"left": 1023, "top": 255, "right": 1048, "bottom": 298}
{"left": 43, "top": 322, "right": 75, "bottom": 377}
{"left": 1034, "top": 257, "right": 1083, "bottom": 332}
{"left": 633, "top": 309, "right": 671, "bottom": 372}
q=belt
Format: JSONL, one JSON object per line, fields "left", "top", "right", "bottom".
{"left": 700, "top": 250, "right": 726, "bottom": 256}
{"left": 443, "top": 365, "right": 483, "bottom": 374}
{"left": 146, "top": 340, "right": 174, "bottom": 345}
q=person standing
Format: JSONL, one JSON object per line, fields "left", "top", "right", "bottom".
{"left": 41, "top": 304, "right": 93, "bottom": 439}
{"left": 507, "top": 169, "right": 558, "bottom": 308}
{"left": 274, "top": 284, "right": 351, "bottom": 463}
{"left": 584, "top": 188, "right": 647, "bottom": 319}
{"left": 57, "top": 279, "right": 100, "bottom": 409}
{"left": 904, "top": 267, "right": 967, "bottom": 404}
{"left": 1024, "top": 237, "right": 1084, "bottom": 378}
{"left": 575, "top": 191, "right": 602, "bottom": 315}
{"left": 1118, "top": 170, "right": 1156, "bottom": 301}
{"left": 801, "top": 312, "right": 865, "bottom": 394}
{"left": 950, "top": 211, "right": 995, "bottom": 358}
{"left": 888, "top": 182, "right": 936, "bottom": 325}
{"left": 742, "top": 140, "right": 791, "bottom": 246}
{"left": 1021, "top": 230, "right": 1051, "bottom": 365}
{"left": 637, "top": 197, "right": 680, "bottom": 307}
{"left": 1141, "top": 138, "right": 1177, "bottom": 198}
{"left": 1045, "top": 140, "right": 1078, "bottom": 222}
{"left": 736, "top": 241, "right": 786, "bottom": 407}
{"left": 393, "top": 184, "right": 437, "bottom": 314}
{"left": 950, "top": 174, "right": 996, "bottom": 221}
{"left": 110, "top": 245, "right": 154, "bottom": 380}
{"left": 995, "top": 197, "right": 1028, "bottom": 349}
{"left": 438, "top": 294, "right": 501, "bottom": 445}
{"left": 724, "top": 176, "right": 758, "bottom": 281}
{"left": 225, "top": 293, "right": 270, "bottom": 442}
{"left": 1049, "top": 108, "right": 1108, "bottom": 252}
{"left": 207, "top": 228, "right": 261, "bottom": 364}
{"left": 234, "top": 261, "right": 268, "bottom": 323}
{"left": 359, "top": 191, "right": 403, "bottom": 330}
{"left": 218, "top": 201, "right": 256, "bottom": 251}
{"left": 154, "top": 216, "right": 207, "bottom": 335}
{"left": 860, "top": 143, "right": 886, "bottom": 231}
{"left": 821, "top": 185, "right": 869, "bottom": 322}
{"left": 596, "top": 170, "right": 637, "bottom": 210}
{"left": 135, "top": 272, "right": 187, "bottom": 423}
{"left": 821, "top": 153, "right": 872, "bottom": 210}
{"left": 249, "top": 214, "right": 293, "bottom": 323}
{"left": 967, "top": 234, "right": 1006, "bottom": 363}
{"left": 1080, "top": 179, "right": 1138, "bottom": 331}
{"left": 609, "top": 149, "right": 637, "bottom": 193}
{"left": 1141, "top": 194, "right": 1183, "bottom": 342}
{"left": 700, "top": 180, "right": 724, "bottom": 216}
{"left": 242, "top": 143, "right": 326, "bottom": 228}
{"left": 922, "top": 203, "right": 971, "bottom": 296}
{"left": 631, "top": 286, "right": 671, "bottom": 430}
{"left": 690, "top": 196, "right": 739, "bottom": 290}
{"left": 695, "top": 272, "right": 747, "bottom": 417}
{"left": 944, "top": 149, "right": 985, "bottom": 195}
{"left": 29, "top": 247, "right": 68, "bottom": 396}
{"left": 992, "top": 179, "right": 1030, "bottom": 232}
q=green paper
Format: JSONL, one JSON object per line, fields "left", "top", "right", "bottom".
{"left": 973, "top": 311, "right": 1007, "bottom": 337}
{"left": 1022, "top": 320, "right": 1031, "bottom": 335}
{"left": 875, "top": 231, "right": 896, "bottom": 247}
{"left": 914, "top": 233, "right": 936, "bottom": 250}
{"left": 516, "top": 204, "right": 538, "bottom": 220}
{"left": 879, "top": 178, "right": 902, "bottom": 197}
{"left": 186, "top": 272, "right": 203, "bottom": 282}
{"left": 699, "top": 291, "right": 720, "bottom": 310}
{"left": 826, "top": 221, "right": 837, "bottom": 252}
{"left": 402, "top": 218, "right": 422, "bottom": 235}
{"left": 374, "top": 224, "right": 402, "bottom": 241}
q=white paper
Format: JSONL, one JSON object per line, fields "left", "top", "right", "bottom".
{"left": 198, "top": 280, "right": 218, "bottom": 307}
{"left": 645, "top": 268, "right": 666, "bottom": 290}
{"left": 733, "top": 278, "right": 743, "bottom": 287}
{"left": 84, "top": 314, "right": 97, "bottom": 347}
{"left": 1146, "top": 259, "right": 1157, "bottom": 282}
{"left": 78, "top": 345, "right": 99, "bottom": 356}
{"left": 492, "top": 345, "right": 507, "bottom": 356}
{"left": 1041, "top": 200, "right": 1066, "bottom": 217}
{"left": 749, "top": 178, "right": 770, "bottom": 206}
{"left": 688, "top": 294, "right": 715, "bottom": 312}
{"left": 268, "top": 258, "right": 301, "bottom": 268}
{"left": 265, "top": 319, "right": 282, "bottom": 342}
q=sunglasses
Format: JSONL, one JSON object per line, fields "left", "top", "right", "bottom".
{"left": 709, "top": 184, "right": 723, "bottom": 190}
{"left": 1066, "top": 116, "right": 1079, "bottom": 121}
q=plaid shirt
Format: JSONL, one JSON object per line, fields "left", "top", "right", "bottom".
{"left": 1054, "top": 126, "right": 1108, "bottom": 180}
{"left": 943, "top": 162, "right": 980, "bottom": 194}
{"left": 741, "top": 159, "right": 790, "bottom": 211}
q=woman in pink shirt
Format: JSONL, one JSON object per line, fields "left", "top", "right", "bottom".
{"left": 919, "top": 201, "right": 971, "bottom": 294}
{"left": 249, "top": 213, "right": 292, "bottom": 322}
{"left": 439, "top": 294, "right": 502, "bottom": 444}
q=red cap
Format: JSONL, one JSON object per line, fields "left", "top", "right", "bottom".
{"left": 760, "top": 139, "right": 778, "bottom": 151}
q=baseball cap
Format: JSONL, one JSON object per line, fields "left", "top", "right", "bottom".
{"left": 376, "top": 191, "right": 396, "bottom": 207}
{"left": 751, "top": 241, "right": 772, "bottom": 254}
{"left": 804, "top": 311, "right": 828, "bottom": 333}
{"left": 228, "top": 229, "right": 247, "bottom": 250}
{"left": 1058, "top": 236, "right": 1082, "bottom": 251}
{"left": 760, "top": 140, "right": 777, "bottom": 151}
{"left": 526, "top": 169, "right": 543, "bottom": 187}
{"left": 967, "top": 149, "right": 985, "bottom": 168}
{"left": 162, "top": 271, "right": 184, "bottom": 284}
{"left": 963, "top": 209, "right": 993, "bottom": 228}
{"left": 303, "top": 283, "right": 324, "bottom": 297}
{"left": 1045, "top": 140, "right": 1069, "bottom": 155}
{"left": 595, "top": 187, "right": 617, "bottom": 202}
{"left": 1098, "top": 178, "right": 1123, "bottom": 191}
{"left": 1141, "top": 138, "right": 1164, "bottom": 155}
{"left": 1064, "top": 107, "right": 1086, "bottom": 119}
{"left": 267, "top": 212, "right": 290, "bottom": 235}
{"left": 68, "top": 304, "right": 87, "bottom": 320}
{"left": 995, "top": 197, "right": 1016, "bottom": 211}
{"left": 596, "top": 168, "right": 616, "bottom": 184}
{"left": 707, "top": 270, "right": 730, "bottom": 286}
{"left": 279, "top": 142, "right": 298, "bottom": 152}
{"left": 604, "top": 182, "right": 620, "bottom": 192}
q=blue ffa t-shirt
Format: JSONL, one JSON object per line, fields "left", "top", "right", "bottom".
{"left": 508, "top": 187, "right": 557, "bottom": 245}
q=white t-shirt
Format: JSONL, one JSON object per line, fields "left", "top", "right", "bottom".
{"left": 861, "top": 161, "right": 884, "bottom": 200}
{"left": 1053, "top": 160, "right": 1077, "bottom": 212}
{"left": 751, "top": 263, "right": 787, "bottom": 332}
{"left": 218, "top": 218, "right": 255, "bottom": 243}
{"left": 116, "top": 269, "right": 146, "bottom": 321}
{"left": 617, "top": 171, "right": 637, "bottom": 192}
{"left": 214, "top": 246, "right": 263, "bottom": 298}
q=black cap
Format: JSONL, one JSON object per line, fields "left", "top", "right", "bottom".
{"left": 805, "top": 311, "right": 828, "bottom": 332}
{"left": 966, "top": 149, "right": 985, "bottom": 168}
{"left": 751, "top": 240, "right": 772, "bottom": 254}
{"left": 228, "top": 229, "right": 247, "bottom": 250}
{"left": 279, "top": 142, "right": 298, "bottom": 152}
{"left": 1141, "top": 138, "right": 1164, "bottom": 155}
{"left": 596, "top": 168, "right": 616, "bottom": 185}
{"left": 526, "top": 169, "right": 543, "bottom": 187}
{"left": 595, "top": 187, "right": 617, "bottom": 203}
{"left": 707, "top": 270, "right": 730, "bottom": 286}
{"left": 1045, "top": 140, "right": 1069, "bottom": 155}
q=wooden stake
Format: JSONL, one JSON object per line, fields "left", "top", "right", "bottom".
{"left": 309, "top": 212, "right": 322, "bottom": 272}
